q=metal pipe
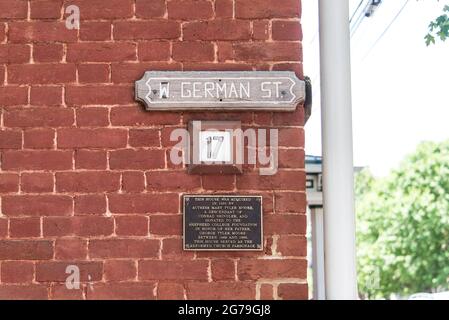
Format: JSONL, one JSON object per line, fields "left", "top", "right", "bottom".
{"left": 318, "top": 0, "right": 358, "bottom": 299}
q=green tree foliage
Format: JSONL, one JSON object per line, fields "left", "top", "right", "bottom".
{"left": 425, "top": 5, "right": 449, "bottom": 45}
{"left": 356, "top": 140, "right": 449, "bottom": 299}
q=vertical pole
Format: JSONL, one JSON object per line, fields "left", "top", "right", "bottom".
{"left": 318, "top": 0, "right": 358, "bottom": 299}
{"left": 311, "top": 206, "right": 326, "bottom": 300}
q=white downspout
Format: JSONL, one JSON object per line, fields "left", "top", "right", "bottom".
{"left": 318, "top": 0, "right": 358, "bottom": 299}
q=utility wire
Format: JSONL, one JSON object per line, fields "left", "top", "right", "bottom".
{"left": 350, "top": 0, "right": 365, "bottom": 24}
{"left": 362, "top": 0, "right": 410, "bottom": 59}
{"left": 310, "top": 1, "right": 370, "bottom": 96}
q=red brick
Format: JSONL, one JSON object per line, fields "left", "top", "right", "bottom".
{"left": 129, "top": 129, "right": 160, "bottom": 148}
{"left": 75, "top": 150, "right": 107, "bottom": 170}
{"left": 253, "top": 112, "right": 272, "bottom": 126}
{"left": 110, "top": 107, "right": 181, "bottom": 126}
{"left": 0, "top": 65, "right": 4, "bottom": 84}
{"left": 33, "top": 43, "right": 63, "bottom": 62}
{"left": 275, "top": 192, "right": 306, "bottom": 213}
{"left": 138, "top": 42, "right": 171, "bottom": 61}
{"left": 87, "top": 282, "right": 156, "bottom": 300}
{"left": 260, "top": 284, "right": 274, "bottom": 300}
{"left": 162, "top": 238, "right": 195, "bottom": 260}
{"left": 55, "top": 238, "right": 88, "bottom": 260}
{"left": 232, "top": 42, "right": 302, "bottom": 62}
{"left": 0, "top": 240, "right": 53, "bottom": 260}
{"left": 9, "top": 218, "right": 41, "bottom": 238}
{"left": 168, "top": 0, "right": 214, "bottom": 20}
{"left": 51, "top": 284, "right": 84, "bottom": 300}
{"left": 235, "top": 0, "right": 300, "bottom": 19}
{"left": 279, "top": 149, "right": 305, "bottom": 168}
{"left": 0, "top": 23, "right": 5, "bottom": 42}
{"left": 212, "top": 259, "right": 235, "bottom": 281}
{"left": 1, "top": 150, "right": 73, "bottom": 170}
{"left": 277, "top": 236, "right": 307, "bottom": 257}
{"left": 114, "top": 21, "right": 180, "bottom": 40}
{"left": 253, "top": 20, "right": 269, "bottom": 40}
{"left": 238, "top": 259, "right": 307, "bottom": 280}
{"left": 30, "top": 86, "right": 63, "bottom": 106}
{"left": 0, "top": 86, "right": 28, "bottom": 106}
{"left": 3, "top": 108, "right": 74, "bottom": 128}
{"left": 109, "top": 149, "right": 165, "bottom": 170}
{"left": 139, "top": 260, "right": 208, "bottom": 281}
{"left": 89, "top": 239, "right": 159, "bottom": 258}
{"left": 80, "top": 21, "right": 111, "bottom": 41}
{"left": 0, "top": 285, "right": 48, "bottom": 300}
{"left": 187, "top": 282, "right": 255, "bottom": 300}
{"left": 104, "top": 260, "right": 136, "bottom": 281}
{"left": 76, "top": 108, "right": 109, "bottom": 127}
{"left": 58, "top": 128, "right": 127, "bottom": 149}
{"left": 65, "top": 0, "right": 134, "bottom": 19}
{"left": 31, "top": 0, "right": 62, "bottom": 19}
{"left": 278, "top": 283, "right": 308, "bottom": 300}
{"left": 0, "top": 44, "right": 30, "bottom": 63}
{"left": 183, "top": 20, "right": 251, "bottom": 40}
{"left": 111, "top": 62, "right": 181, "bottom": 83}
{"left": 237, "top": 171, "right": 306, "bottom": 190}
{"left": 43, "top": 216, "right": 114, "bottom": 237}
{"left": 23, "top": 129, "right": 55, "bottom": 149}
{"left": 146, "top": 171, "right": 201, "bottom": 191}
{"left": 135, "top": 0, "right": 166, "bottom": 18}
{"left": 36, "top": 261, "right": 103, "bottom": 282}
{"left": 66, "top": 85, "right": 133, "bottom": 105}
{"left": 55, "top": 172, "right": 121, "bottom": 192}
{"left": 74, "top": 195, "right": 107, "bottom": 215}
{"left": 0, "top": 219, "right": 7, "bottom": 237}
{"left": 1, "top": 261, "right": 34, "bottom": 284}
{"left": 202, "top": 175, "right": 235, "bottom": 190}
{"left": 67, "top": 43, "right": 136, "bottom": 62}
{"left": 264, "top": 214, "right": 307, "bottom": 235}
{"left": 160, "top": 126, "right": 186, "bottom": 147}
{"left": 108, "top": 193, "right": 179, "bottom": 214}
{"left": 272, "top": 62, "right": 304, "bottom": 80}
{"left": 77, "top": 64, "right": 109, "bottom": 83}
{"left": 21, "top": 172, "right": 54, "bottom": 193}
{"left": 257, "top": 193, "right": 274, "bottom": 214}
{"left": 157, "top": 282, "right": 185, "bottom": 300}
{"left": 0, "top": 0, "right": 27, "bottom": 19}
{"left": 272, "top": 20, "right": 302, "bottom": 40}
{"left": 149, "top": 215, "right": 182, "bottom": 236}
{"left": 216, "top": 41, "right": 234, "bottom": 62}
{"left": 173, "top": 41, "right": 214, "bottom": 62}
{"left": 215, "top": 0, "right": 233, "bottom": 18}
{"left": 8, "top": 64, "right": 76, "bottom": 84}
{"left": 0, "top": 173, "right": 19, "bottom": 193}
{"left": 115, "top": 216, "right": 148, "bottom": 236}
{"left": 2, "top": 195, "right": 73, "bottom": 217}
{"left": 0, "top": 130, "right": 22, "bottom": 149}
{"left": 122, "top": 171, "right": 145, "bottom": 193}
{"left": 182, "top": 110, "right": 253, "bottom": 123}
{"left": 9, "top": 22, "right": 77, "bottom": 43}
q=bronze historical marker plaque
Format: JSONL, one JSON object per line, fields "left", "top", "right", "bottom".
{"left": 183, "top": 195, "right": 263, "bottom": 251}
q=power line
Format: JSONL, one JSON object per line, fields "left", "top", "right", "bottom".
{"left": 350, "top": 0, "right": 365, "bottom": 24}
{"left": 362, "top": 0, "right": 410, "bottom": 59}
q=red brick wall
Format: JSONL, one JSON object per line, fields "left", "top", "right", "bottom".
{"left": 0, "top": 0, "right": 307, "bottom": 300}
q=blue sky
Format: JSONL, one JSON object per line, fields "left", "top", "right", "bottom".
{"left": 303, "top": 0, "right": 449, "bottom": 176}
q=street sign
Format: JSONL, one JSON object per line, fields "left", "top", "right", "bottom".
{"left": 135, "top": 71, "right": 305, "bottom": 111}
